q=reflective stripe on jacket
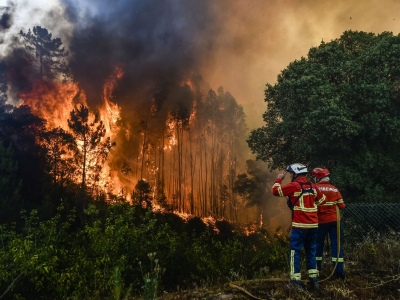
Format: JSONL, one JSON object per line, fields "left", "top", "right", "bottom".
{"left": 272, "top": 176, "right": 326, "bottom": 229}
{"left": 315, "top": 182, "right": 345, "bottom": 224}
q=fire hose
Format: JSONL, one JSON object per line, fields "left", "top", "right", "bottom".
{"left": 229, "top": 206, "right": 341, "bottom": 299}
{"left": 319, "top": 205, "right": 340, "bottom": 282}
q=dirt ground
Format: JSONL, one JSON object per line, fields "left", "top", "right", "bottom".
{"left": 158, "top": 269, "right": 400, "bottom": 300}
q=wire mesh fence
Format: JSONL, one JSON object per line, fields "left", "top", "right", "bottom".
{"left": 342, "top": 203, "right": 400, "bottom": 243}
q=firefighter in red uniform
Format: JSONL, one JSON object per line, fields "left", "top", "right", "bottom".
{"left": 311, "top": 167, "right": 346, "bottom": 279}
{"left": 272, "top": 163, "right": 326, "bottom": 289}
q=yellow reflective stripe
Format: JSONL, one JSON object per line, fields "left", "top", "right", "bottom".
{"left": 335, "top": 199, "right": 344, "bottom": 204}
{"left": 290, "top": 273, "right": 301, "bottom": 280}
{"left": 316, "top": 257, "right": 322, "bottom": 261}
{"left": 290, "top": 250, "right": 295, "bottom": 275}
{"left": 273, "top": 183, "right": 284, "bottom": 197}
{"left": 322, "top": 201, "right": 336, "bottom": 206}
{"left": 332, "top": 257, "right": 344, "bottom": 262}
{"left": 315, "top": 194, "right": 326, "bottom": 205}
{"left": 308, "top": 269, "right": 319, "bottom": 278}
{"left": 298, "top": 193, "right": 317, "bottom": 206}
{"left": 292, "top": 222, "right": 318, "bottom": 228}
{"left": 299, "top": 196, "right": 304, "bottom": 207}
{"left": 294, "top": 207, "right": 318, "bottom": 212}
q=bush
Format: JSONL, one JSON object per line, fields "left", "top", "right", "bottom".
{"left": 0, "top": 203, "right": 289, "bottom": 299}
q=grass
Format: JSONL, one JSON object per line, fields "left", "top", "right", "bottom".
{"left": 155, "top": 232, "right": 400, "bottom": 300}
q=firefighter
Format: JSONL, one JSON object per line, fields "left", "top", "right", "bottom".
{"left": 311, "top": 167, "right": 346, "bottom": 279}
{"left": 272, "top": 163, "right": 326, "bottom": 289}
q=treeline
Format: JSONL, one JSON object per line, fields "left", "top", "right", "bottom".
{"left": 122, "top": 86, "right": 251, "bottom": 220}
{"left": 0, "top": 100, "right": 114, "bottom": 224}
{"left": 248, "top": 30, "right": 400, "bottom": 202}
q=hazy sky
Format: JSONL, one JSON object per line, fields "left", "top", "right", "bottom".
{"left": 1, "top": 0, "right": 399, "bottom": 128}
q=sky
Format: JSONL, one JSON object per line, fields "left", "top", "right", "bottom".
{"left": 0, "top": 0, "right": 399, "bottom": 129}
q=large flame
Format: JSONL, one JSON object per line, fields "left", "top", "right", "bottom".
{"left": 20, "top": 81, "right": 85, "bottom": 130}
{"left": 101, "top": 65, "right": 123, "bottom": 137}
{"left": 19, "top": 67, "right": 124, "bottom": 199}
{"left": 16, "top": 66, "right": 254, "bottom": 225}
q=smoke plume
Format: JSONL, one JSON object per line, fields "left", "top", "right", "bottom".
{"left": 1, "top": 0, "right": 400, "bottom": 127}
{"left": 0, "top": 0, "right": 399, "bottom": 226}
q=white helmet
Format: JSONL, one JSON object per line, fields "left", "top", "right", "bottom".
{"left": 286, "top": 163, "right": 308, "bottom": 175}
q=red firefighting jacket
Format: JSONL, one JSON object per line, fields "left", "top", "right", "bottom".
{"left": 315, "top": 181, "right": 345, "bottom": 224}
{"left": 272, "top": 176, "right": 326, "bottom": 229}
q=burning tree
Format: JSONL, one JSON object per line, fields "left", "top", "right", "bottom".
{"left": 67, "top": 104, "right": 115, "bottom": 193}
{"left": 3, "top": 20, "right": 255, "bottom": 223}
{"left": 41, "top": 127, "right": 78, "bottom": 187}
{"left": 197, "top": 87, "right": 248, "bottom": 220}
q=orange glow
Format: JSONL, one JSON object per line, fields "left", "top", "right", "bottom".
{"left": 18, "top": 66, "right": 127, "bottom": 199}
{"left": 164, "top": 114, "right": 177, "bottom": 150}
{"left": 20, "top": 81, "right": 85, "bottom": 130}
{"left": 101, "top": 65, "right": 123, "bottom": 137}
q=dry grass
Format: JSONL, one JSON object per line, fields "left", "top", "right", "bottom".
{"left": 158, "top": 233, "right": 400, "bottom": 300}
{"left": 158, "top": 273, "right": 399, "bottom": 300}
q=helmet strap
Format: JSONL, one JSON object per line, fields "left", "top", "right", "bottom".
{"left": 291, "top": 173, "right": 297, "bottom": 182}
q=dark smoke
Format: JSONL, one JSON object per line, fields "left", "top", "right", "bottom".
{"left": 0, "top": 1, "right": 15, "bottom": 31}
{"left": 0, "top": 11, "right": 12, "bottom": 30}
{"left": 63, "top": 0, "right": 220, "bottom": 112}
{"left": 0, "top": 2, "right": 15, "bottom": 47}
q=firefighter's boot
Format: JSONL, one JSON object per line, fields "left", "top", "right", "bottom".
{"left": 309, "top": 277, "right": 319, "bottom": 290}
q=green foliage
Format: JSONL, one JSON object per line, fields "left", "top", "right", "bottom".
{"left": 0, "top": 206, "right": 77, "bottom": 299}
{"left": 248, "top": 30, "right": 400, "bottom": 202}
{"left": 0, "top": 105, "right": 48, "bottom": 212}
{"left": 345, "top": 233, "right": 400, "bottom": 274}
{"left": 0, "top": 203, "right": 288, "bottom": 299}
{"left": 139, "top": 253, "right": 164, "bottom": 300}
{"left": 0, "top": 141, "right": 22, "bottom": 222}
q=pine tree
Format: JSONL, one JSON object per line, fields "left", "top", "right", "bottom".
{"left": 67, "top": 104, "right": 115, "bottom": 193}
{"left": 20, "top": 26, "right": 70, "bottom": 81}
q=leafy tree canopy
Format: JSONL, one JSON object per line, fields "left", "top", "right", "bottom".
{"left": 248, "top": 30, "right": 400, "bottom": 202}
{"left": 0, "top": 141, "right": 22, "bottom": 222}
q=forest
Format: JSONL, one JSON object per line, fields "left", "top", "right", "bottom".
{"left": 0, "top": 24, "right": 276, "bottom": 299}
{"left": 0, "top": 25, "right": 271, "bottom": 224}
